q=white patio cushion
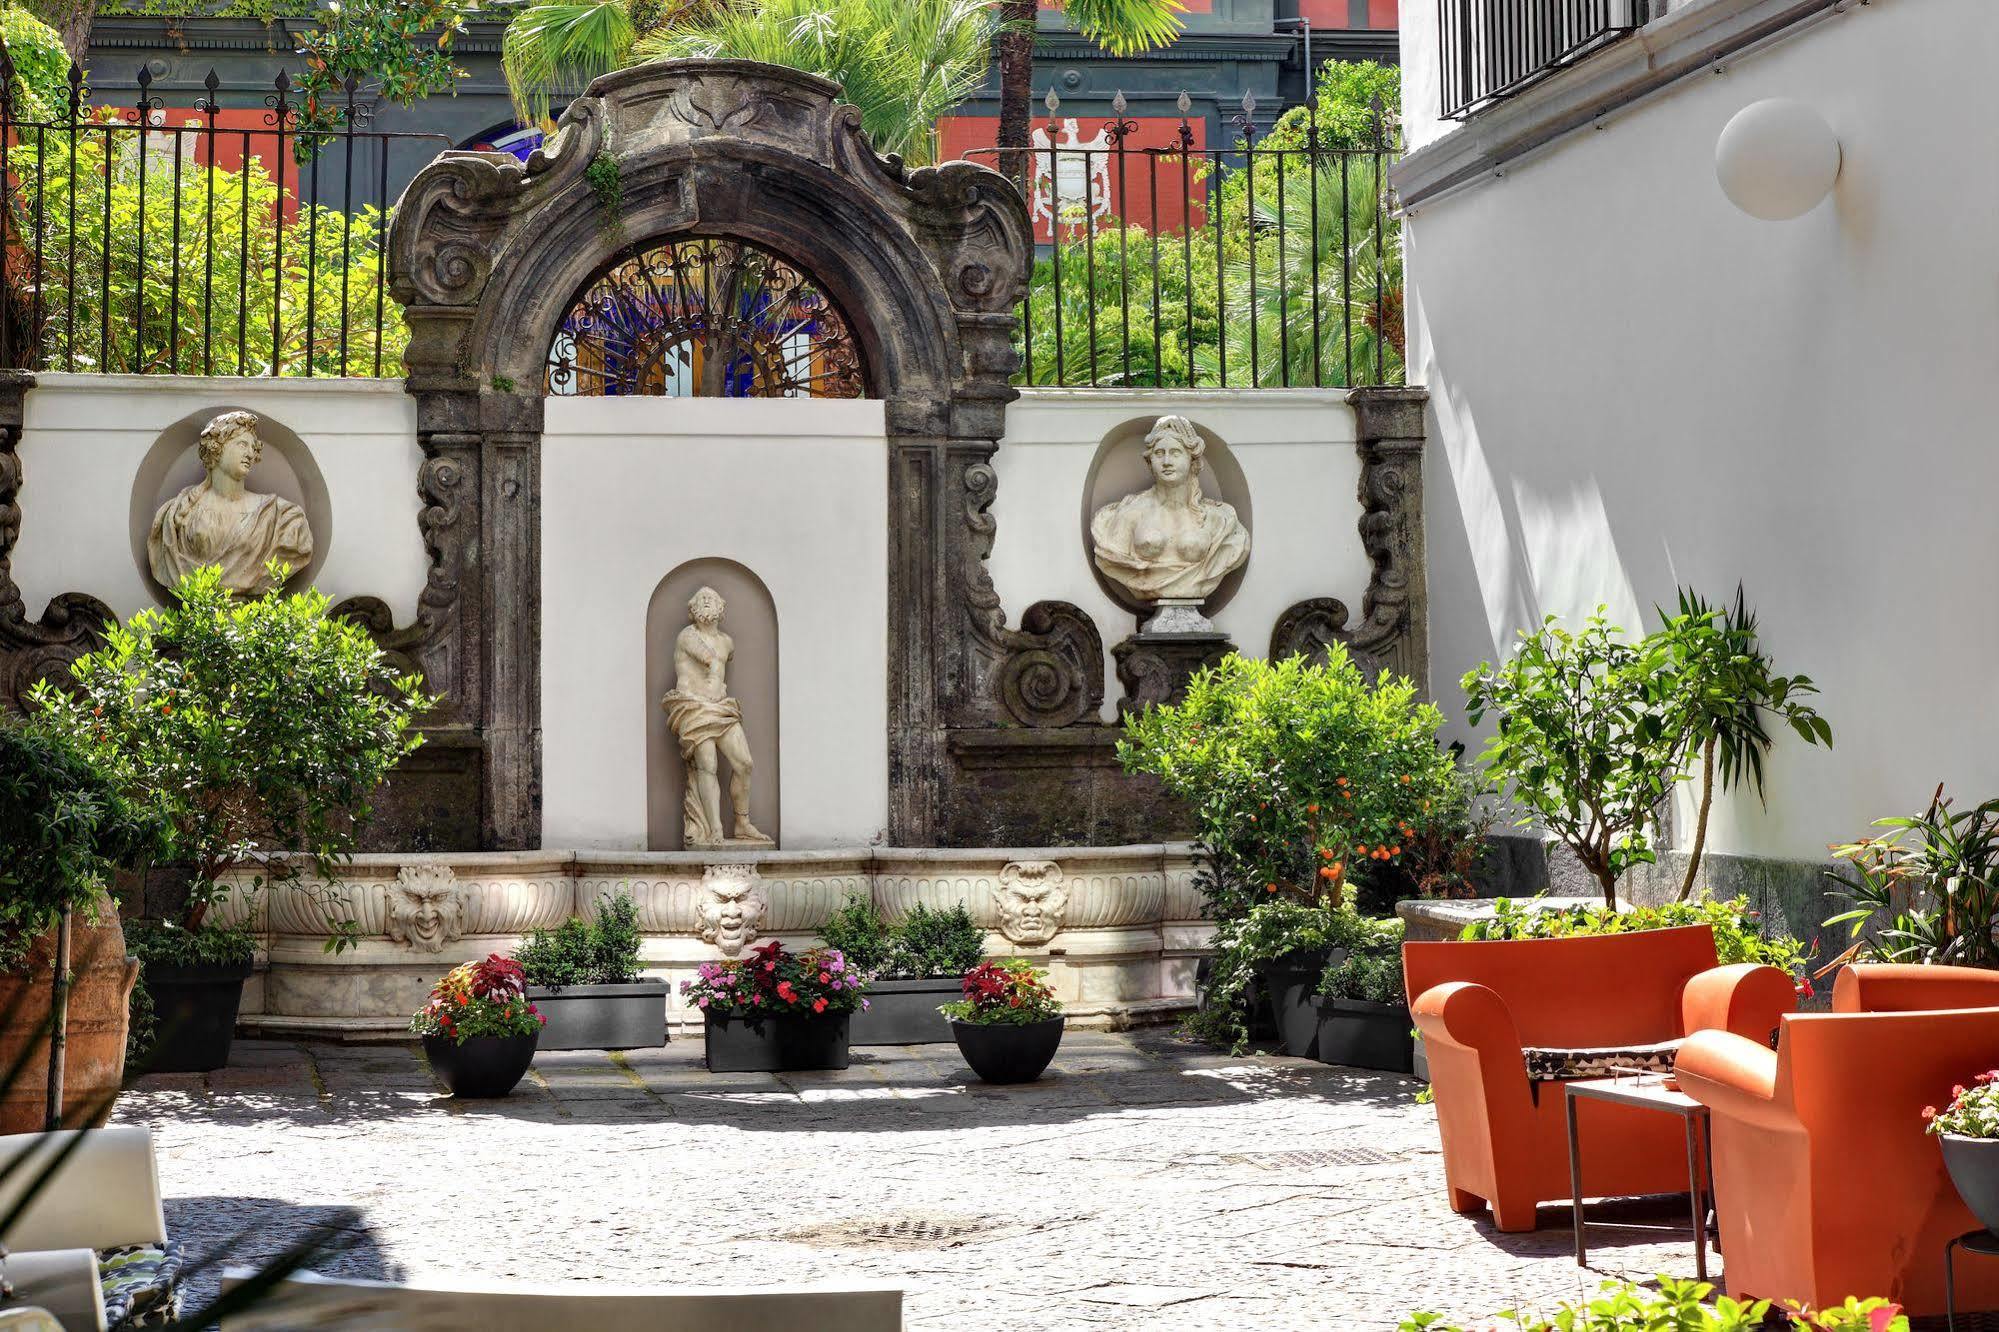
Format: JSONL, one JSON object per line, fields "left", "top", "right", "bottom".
{"left": 0, "top": 1127, "right": 166, "bottom": 1253}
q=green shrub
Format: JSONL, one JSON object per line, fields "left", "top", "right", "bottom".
{"left": 1400, "top": 1276, "right": 1906, "bottom": 1330}
{"left": 1318, "top": 915, "right": 1404, "bottom": 1006}
{"left": 1459, "top": 896, "right": 1808, "bottom": 989}
{"left": 30, "top": 564, "right": 434, "bottom": 951}
{"left": 0, "top": 723, "right": 159, "bottom": 969}
{"left": 1118, "top": 651, "right": 1472, "bottom": 919}
{"left": 514, "top": 893, "right": 643, "bottom": 987}
{"left": 1188, "top": 897, "right": 1381, "bottom": 1053}
{"left": 818, "top": 895, "right": 985, "bottom": 980}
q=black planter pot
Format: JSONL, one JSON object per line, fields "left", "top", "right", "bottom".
{"left": 1942, "top": 1133, "right": 1999, "bottom": 1235}
{"left": 1258, "top": 947, "right": 1335, "bottom": 1058}
{"left": 423, "top": 1032, "right": 539, "bottom": 1098}
{"left": 950, "top": 1016, "right": 1065, "bottom": 1084}
{"left": 850, "top": 978, "right": 961, "bottom": 1045}
{"left": 1312, "top": 996, "right": 1415, "bottom": 1074}
{"left": 703, "top": 1012, "right": 851, "bottom": 1072}
{"left": 526, "top": 982, "right": 669, "bottom": 1051}
{"left": 138, "top": 958, "right": 252, "bottom": 1074}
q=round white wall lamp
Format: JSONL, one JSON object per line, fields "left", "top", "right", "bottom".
{"left": 1715, "top": 98, "right": 1842, "bottom": 220}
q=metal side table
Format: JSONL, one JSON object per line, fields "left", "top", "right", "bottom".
{"left": 1564, "top": 1072, "right": 1716, "bottom": 1281}
{"left": 1945, "top": 1228, "right": 1999, "bottom": 1329}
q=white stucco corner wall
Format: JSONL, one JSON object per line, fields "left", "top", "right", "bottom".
{"left": 539, "top": 396, "right": 891, "bottom": 852}
{"left": 14, "top": 374, "right": 425, "bottom": 624}
{"left": 992, "top": 389, "right": 1372, "bottom": 718}
{"left": 1405, "top": 0, "right": 1994, "bottom": 861}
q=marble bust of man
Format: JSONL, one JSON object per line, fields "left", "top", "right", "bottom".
{"left": 1090, "top": 415, "right": 1250, "bottom": 629}
{"left": 147, "top": 410, "right": 313, "bottom": 596}
{"left": 661, "top": 586, "right": 771, "bottom": 848}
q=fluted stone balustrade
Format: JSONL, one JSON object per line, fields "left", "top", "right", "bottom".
{"left": 210, "top": 846, "right": 1209, "bottom": 1037}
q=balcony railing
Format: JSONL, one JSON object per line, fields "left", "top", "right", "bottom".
{"left": 1440, "top": 0, "right": 1644, "bottom": 119}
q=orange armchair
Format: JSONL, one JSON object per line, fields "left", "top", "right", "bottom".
{"left": 1677, "top": 968, "right": 1999, "bottom": 1316}
{"left": 1405, "top": 925, "right": 1796, "bottom": 1232}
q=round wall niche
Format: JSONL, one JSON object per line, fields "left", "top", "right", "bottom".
{"left": 1079, "top": 415, "right": 1254, "bottom": 620}
{"left": 128, "top": 406, "right": 332, "bottom": 602}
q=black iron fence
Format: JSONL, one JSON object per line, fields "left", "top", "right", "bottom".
{"left": 0, "top": 62, "right": 448, "bottom": 377}
{"left": 985, "top": 93, "right": 1402, "bottom": 390}
{"left": 1440, "top": 0, "right": 1642, "bottom": 119}
{"left": 0, "top": 64, "right": 1401, "bottom": 390}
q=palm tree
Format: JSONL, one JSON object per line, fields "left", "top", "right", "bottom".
{"left": 502, "top": 0, "right": 1185, "bottom": 177}
{"left": 638, "top": 0, "right": 994, "bottom": 166}
{"left": 992, "top": 0, "right": 1184, "bottom": 186}
{"left": 502, "top": 0, "right": 994, "bottom": 167}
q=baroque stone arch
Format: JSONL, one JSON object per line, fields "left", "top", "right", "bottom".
{"left": 379, "top": 60, "right": 1104, "bottom": 848}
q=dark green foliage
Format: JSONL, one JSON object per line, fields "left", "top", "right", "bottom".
{"left": 887, "top": 904, "right": 985, "bottom": 981}
{"left": 1318, "top": 915, "right": 1404, "bottom": 1006}
{"left": 818, "top": 895, "right": 986, "bottom": 980}
{"left": 1186, "top": 897, "right": 1380, "bottom": 1053}
{"left": 0, "top": 724, "right": 159, "bottom": 968}
{"left": 513, "top": 892, "right": 644, "bottom": 987}
{"left": 1826, "top": 786, "right": 1999, "bottom": 969}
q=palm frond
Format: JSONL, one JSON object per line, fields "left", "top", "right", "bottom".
{"left": 1058, "top": 0, "right": 1186, "bottom": 56}
{"left": 501, "top": 2, "right": 640, "bottom": 127}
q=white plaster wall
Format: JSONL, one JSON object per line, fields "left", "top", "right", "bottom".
{"left": 1403, "top": 0, "right": 1994, "bottom": 860}
{"left": 13, "top": 374, "right": 425, "bottom": 622}
{"left": 993, "top": 389, "right": 1372, "bottom": 719}
{"left": 540, "top": 397, "right": 890, "bottom": 852}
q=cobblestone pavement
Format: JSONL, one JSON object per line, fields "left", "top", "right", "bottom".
{"left": 117, "top": 1031, "right": 1713, "bottom": 1330}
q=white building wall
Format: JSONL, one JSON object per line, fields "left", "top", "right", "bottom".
{"left": 540, "top": 396, "right": 891, "bottom": 852}
{"left": 992, "top": 388, "right": 1373, "bottom": 719}
{"left": 1403, "top": 0, "right": 1995, "bottom": 860}
{"left": 13, "top": 375, "right": 425, "bottom": 623}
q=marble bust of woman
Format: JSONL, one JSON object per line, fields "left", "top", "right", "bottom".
{"left": 147, "top": 410, "right": 313, "bottom": 596}
{"left": 1090, "top": 415, "right": 1249, "bottom": 628}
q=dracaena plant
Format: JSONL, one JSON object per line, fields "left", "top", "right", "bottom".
{"left": 1650, "top": 585, "right": 1830, "bottom": 900}
{"left": 29, "top": 563, "right": 435, "bottom": 955}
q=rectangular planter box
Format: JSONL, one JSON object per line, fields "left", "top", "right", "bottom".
{"left": 1312, "top": 996, "right": 1415, "bottom": 1075}
{"left": 703, "top": 1012, "right": 851, "bottom": 1072}
{"left": 526, "top": 982, "right": 669, "bottom": 1051}
{"left": 849, "top": 978, "right": 960, "bottom": 1045}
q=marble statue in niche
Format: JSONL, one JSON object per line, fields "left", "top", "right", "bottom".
{"left": 148, "top": 410, "right": 314, "bottom": 596}
{"left": 1090, "top": 415, "right": 1249, "bottom": 634}
{"left": 661, "top": 586, "right": 772, "bottom": 849}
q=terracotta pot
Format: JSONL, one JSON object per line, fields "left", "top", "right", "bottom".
{"left": 0, "top": 899, "right": 138, "bottom": 1133}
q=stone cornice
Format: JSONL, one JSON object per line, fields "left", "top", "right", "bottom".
{"left": 1394, "top": 0, "right": 1859, "bottom": 211}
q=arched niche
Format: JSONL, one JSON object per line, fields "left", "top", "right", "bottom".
{"left": 645, "top": 559, "right": 780, "bottom": 850}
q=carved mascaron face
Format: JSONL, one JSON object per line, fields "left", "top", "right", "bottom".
{"left": 697, "top": 873, "right": 767, "bottom": 956}
{"left": 389, "top": 869, "right": 465, "bottom": 954}
{"left": 995, "top": 862, "right": 1069, "bottom": 946}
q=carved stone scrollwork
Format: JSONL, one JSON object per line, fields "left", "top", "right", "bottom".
{"left": 1112, "top": 633, "right": 1231, "bottom": 719}
{"left": 996, "top": 602, "right": 1105, "bottom": 728}
{"left": 331, "top": 433, "right": 476, "bottom": 723}
{"left": 1269, "top": 597, "right": 1387, "bottom": 680}
{"left": 1347, "top": 387, "right": 1430, "bottom": 690}
{"left": 0, "top": 371, "right": 114, "bottom": 714}
{"left": 386, "top": 864, "right": 466, "bottom": 954}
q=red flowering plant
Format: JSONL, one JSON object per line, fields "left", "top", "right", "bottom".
{"left": 1923, "top": 1069, "right": 1999, "bottom": 1138}
{"left": 408, "top": 954, "right": 545, "bottom": 1045}
{"left": 939, "top": 959, "right": 1062, "bottom": 1026}
{"left": 681, "top": 940, "right": 869, "bottom": 1019}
